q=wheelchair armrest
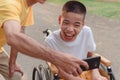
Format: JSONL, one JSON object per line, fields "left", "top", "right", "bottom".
{"left": 47, "top": 62, "right": 58, "bottom": 74}
{"left": 94, "top": 53, "right": 111, "bottom": 67}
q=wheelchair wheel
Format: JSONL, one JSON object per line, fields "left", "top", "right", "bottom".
{"left": 32, "top": 64, "right": 54, "bottom": 80}
{"left": 32, "top": 67, "right": 42, "bottom": 80}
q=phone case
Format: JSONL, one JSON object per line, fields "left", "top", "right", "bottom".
{"left": 80, "top": 56, "right": 101, "bottom": 71}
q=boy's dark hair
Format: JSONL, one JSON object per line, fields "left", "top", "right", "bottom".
{"left": 62, "top": 0, "right": 86, "bottom": 19}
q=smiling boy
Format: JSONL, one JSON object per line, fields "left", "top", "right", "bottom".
{"left": 45, "top": 1, "right": 107, "bottom": 80}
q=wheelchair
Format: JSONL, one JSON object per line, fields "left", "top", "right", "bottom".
{"left": 32, "top": 29, "right": 116, "bottom": 80}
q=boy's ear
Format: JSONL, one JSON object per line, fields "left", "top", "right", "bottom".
{"left": 58, "top": 15, "right": 61, "bottom": 24}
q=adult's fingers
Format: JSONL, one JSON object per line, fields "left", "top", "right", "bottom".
{"left": 79, "top": 60, "right": 89, "bottom": 70}
{"left": 71, "top": 67, "right": 82, "bottom": 76}
{"left": 76, "top": 66, "right": 83, "bottom": 75}
{"left": 73, "top": 60, "right": 89, "bottom": 76}
{"left": 9, "top": 65, "right": 15, "bottom": 78}
{"left": 58, "top": 67, "right": 83, "bottom": 80}
{"left": 15, "top": 65, "right": 23, "bottom": 76}
{"left": 15, "top": 69, "right": 23, "bottom": 76}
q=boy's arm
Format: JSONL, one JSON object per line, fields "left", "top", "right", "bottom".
{"left": 9, "top": 47, "right": 23, "bottom": 78}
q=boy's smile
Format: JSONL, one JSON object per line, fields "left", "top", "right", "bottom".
{"left": 62, "top": 31, "right": 75, "bottom": 41}
{"left": 59, "top": 12, "right": 84, "bottom": 42}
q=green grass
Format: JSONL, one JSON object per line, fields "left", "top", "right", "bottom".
{"left": 48, "top": 0, "right": 120, "bottom": 20}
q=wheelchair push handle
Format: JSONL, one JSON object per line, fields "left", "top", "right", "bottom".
{"left": 107, "top": 66, "right": 116, "bottom": 80}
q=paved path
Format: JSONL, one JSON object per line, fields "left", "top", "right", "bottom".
{"left": 2, "top": 2, "right": 120, "bottom": 80}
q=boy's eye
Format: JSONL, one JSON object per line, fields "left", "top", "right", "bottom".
{"left": 63, "top": 21, "right": 69, "bottom": 25}
{"left": 75, "top": 24, "right": 80, "bottom": 26}
{"left": 74, "top": 24, "right": 80, "bottom": 28}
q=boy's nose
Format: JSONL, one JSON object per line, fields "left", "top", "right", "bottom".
{"left": 66, "top": 26, "right": 74, "bottom": 32}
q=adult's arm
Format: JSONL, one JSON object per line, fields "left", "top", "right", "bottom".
{"left": 9, "top": 26, "right": 25, "bottom": 77}
{"left": 3, "top": 20, "right": 88, "bottom": 77}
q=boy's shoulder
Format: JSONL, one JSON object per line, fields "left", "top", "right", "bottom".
{"left": 50, "top": 29, "right": 60, "bottom": 36}
{"left": 82, "top": 25, "right": 92, "bottom": 31}
{"left": 83, "top": 25, "right": 91, "bottom": 29}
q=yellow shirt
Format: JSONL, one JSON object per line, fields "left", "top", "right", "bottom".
{"left": 0, "top": 0, "right": 34, "bottom": 52}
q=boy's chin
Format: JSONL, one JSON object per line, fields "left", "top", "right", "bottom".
{"left": 64, "top": 37, "right": 76, "bottom": 42}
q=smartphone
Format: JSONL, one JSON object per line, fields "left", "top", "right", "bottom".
{"left": 80, "top": 56, "right": 101, "bottom": 71}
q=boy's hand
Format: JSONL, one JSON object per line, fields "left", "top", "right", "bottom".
{"left": 92, "top": 69, "right": 107, "bottom": 80}
{"left": 9, "top": 64, "right": 23, "bottom": 78}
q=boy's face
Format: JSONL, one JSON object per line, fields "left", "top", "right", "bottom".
{"left": 59, "top": 12, "right": 85, "bottom": 42}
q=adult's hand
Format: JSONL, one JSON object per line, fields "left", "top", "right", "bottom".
{"left": 9, "top": 47, "right": 23, "bottom": 78}
{"left": 9, "top": 63, "right": 23, "bottom": 78}
{"left": 58, "top": 67, "right": 84, "bottom": 80}
{"left": 53, "top": 53, "right": 89, "bottom": 77}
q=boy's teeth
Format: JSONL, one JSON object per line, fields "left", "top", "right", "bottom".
{"left": 66, "top": 34, "right": 73, "bottom": 37}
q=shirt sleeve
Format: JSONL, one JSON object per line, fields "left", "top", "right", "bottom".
{"left": 0, "top": 2, "right": 21, "bottom": 28}
{"left": 44, "top": 37, "right": 53, "bottom": 48}
{"left": 87, "top": 28, "right": 96, "bottom": 52}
